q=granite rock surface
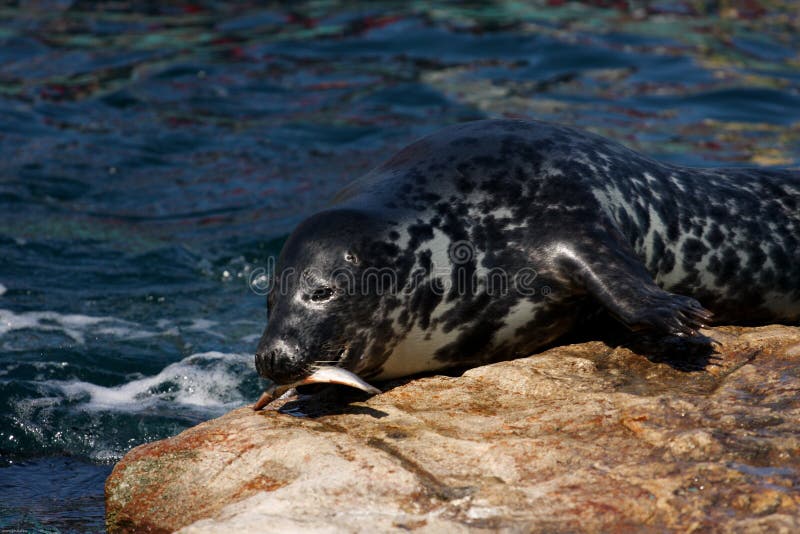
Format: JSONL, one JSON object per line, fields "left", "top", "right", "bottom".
{"left": 106, "top": 326, "right": 800, "bottom": 533}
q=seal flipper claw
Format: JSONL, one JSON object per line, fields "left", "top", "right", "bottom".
{"left": 598, "top": 279, "right": 712, "bottom": 338}
{"left": 607, "top": 287, "right": 712, "bottom": 338}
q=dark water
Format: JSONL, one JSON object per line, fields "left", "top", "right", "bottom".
{"left": 0, "top": 1, "right": 798, "bottom": 531}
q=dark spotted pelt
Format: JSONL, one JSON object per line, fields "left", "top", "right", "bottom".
{"left": 255, "top": 120, "right": 799, "bottom": 386}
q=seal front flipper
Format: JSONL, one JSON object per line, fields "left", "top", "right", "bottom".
{"left": 609, "top": 286, "right": 714, "bottom": 338}
{"left": 556, "top": 233, "right": 713, "bottom": 338}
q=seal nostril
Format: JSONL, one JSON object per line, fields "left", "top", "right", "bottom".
{"left": 255, "top": 346, "right": 305, "bottom": 385}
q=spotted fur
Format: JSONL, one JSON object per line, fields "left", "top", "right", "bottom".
{"left": 255, "top": 119, "right": 800, "bottom": 384}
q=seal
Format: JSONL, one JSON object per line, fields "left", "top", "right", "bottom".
{"left": 253, "top": 119, "right": 800, "bottom": 399}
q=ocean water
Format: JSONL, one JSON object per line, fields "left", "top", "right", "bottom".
{"left": 0, "top": 2, "right": 798, "bottom": 531}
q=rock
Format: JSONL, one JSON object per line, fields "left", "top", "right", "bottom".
{"left": 106, "top": 326, "right": 800, "bottom": 533}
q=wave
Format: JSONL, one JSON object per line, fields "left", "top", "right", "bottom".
{"left": 0, "top": 308, "right": 159, "bottom": 344}
{"left": 0, "top": 308, "right": 252, "bottom": 344}
{"left": 53, "top": 351, "right": 256, "bottom": 412}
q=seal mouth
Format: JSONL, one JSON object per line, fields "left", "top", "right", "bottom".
{"left": 253, "top": 345, "right": 381, "bottom": 411}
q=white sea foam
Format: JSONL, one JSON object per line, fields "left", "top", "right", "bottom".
{"left": 56, "top": 351, "right": 254, "bottom": 412}
{"left": 0, "top": 309, "right": 159, "bottom": 343}
{"left": 92, "top": 325, "right": 159, "bottom": 340}
{"left": 0, "top": 283, "right": 6, "bottom": 296}
{"left": 239, "top": 333, "right": 261, "bottom": 344}
{"left": 0, "top": 309, "right": 263, "bottom": 346}
{"left": 184, "top": 318, "right": 226, "bottom": 338}
{"left": 186, "top": 318, "right": 218, "bottom": 330}
{"left": 0, "top": 309, "right": 103, "bottom": 343}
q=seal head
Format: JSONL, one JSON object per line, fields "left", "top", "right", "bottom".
{"left": 254, "top": 207, "right": 395, "bottom": 386}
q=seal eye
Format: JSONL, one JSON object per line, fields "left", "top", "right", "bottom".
{"left": 309, "top": 286, "right": 335, "bottom": 302}
{"left": 344, "top": 251, "right": 359, "bottom": 265}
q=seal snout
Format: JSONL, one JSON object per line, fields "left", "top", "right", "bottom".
{"left": 255, "top": 341, "right": 306, "bottom": 385}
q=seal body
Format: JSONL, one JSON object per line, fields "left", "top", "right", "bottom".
{"left": 255, "top": 119, "right": 800, "bottom": 385}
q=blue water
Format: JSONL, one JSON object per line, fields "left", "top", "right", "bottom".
{"left": 1, "top": 2, "right": 798, "bottom": 531}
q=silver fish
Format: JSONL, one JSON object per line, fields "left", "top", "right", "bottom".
{"left": 253, "top": 367, "right": 381, "bottom": 411}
